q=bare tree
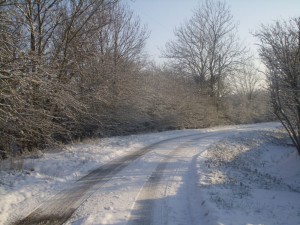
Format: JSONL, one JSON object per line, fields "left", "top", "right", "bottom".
{"left": 231, "top": 63, "right": 262, "bottom": 101}
{"left": 164, "top": 0, "right": 247, "bottom": 103}
{"left": 12, "top": 0, "right": 63, "bottom": 57}
{"left": 255, "top": 17, "right": 300, "bottom": 155}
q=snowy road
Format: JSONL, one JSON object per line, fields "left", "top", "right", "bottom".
{"left": 3, "top": 122, "right": 298, "bottom": 225}
{"left": 13, "top": 130, "right": 234, "bottom": 225}
{"left": 128, "top": 134, "right": 219, "bottom": 225}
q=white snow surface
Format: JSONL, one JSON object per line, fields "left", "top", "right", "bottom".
{"left": 0, "top": 122, "right": 299, "bottom": 225}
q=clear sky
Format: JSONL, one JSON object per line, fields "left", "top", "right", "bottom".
{"left": 125, "top": 0, "right": 300, "bottom": 64}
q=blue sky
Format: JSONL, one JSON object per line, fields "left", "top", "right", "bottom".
{"left": 126, "top": 0, "right": 300, "bottom": 63}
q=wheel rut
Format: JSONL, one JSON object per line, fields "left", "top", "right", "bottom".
{"left": 127, "top": 133, "right": 215, "bottom": 225}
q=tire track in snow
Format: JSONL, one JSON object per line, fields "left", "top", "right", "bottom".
{"left": 13, "top": 133, "right": 205, "bottom": 225}
{"left": 127, "top": 133, "right": 217, "bottom": 225}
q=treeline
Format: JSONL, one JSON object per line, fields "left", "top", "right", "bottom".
{"left": 0, "top": 0, "right": 273, "bottom": 159}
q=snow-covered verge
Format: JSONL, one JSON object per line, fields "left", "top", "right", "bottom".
{"left": 0, "top": 129, "right": 203, "bottom": 225}
{"left": 197, "top": 127, "right": 300, "bottom": 225}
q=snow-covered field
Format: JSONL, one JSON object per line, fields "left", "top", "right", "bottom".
{"left": 0, "top": 122, "right": 299, "bottom": 225}
{"left": 198, "top": 125, "right": 300, "bottom": 225}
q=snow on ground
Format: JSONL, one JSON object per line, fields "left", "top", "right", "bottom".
{"left": 0, "top": 122, "right": 299, "bottom": 225}
{"left": 197, "top": 125, "right": 300, "bottom": 225}
{"left": 0, "top": 128, "right": 204, "bottom": 225}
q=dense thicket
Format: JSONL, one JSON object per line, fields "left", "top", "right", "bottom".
{"left": 0, "top": 0, "right": 149, "bottom": 158}
{"left": 0, "top": 0, "right": 272, "bottom": 159}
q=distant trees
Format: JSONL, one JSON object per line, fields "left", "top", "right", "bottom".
{"left": 231, "top": 64, "right": 262, "bottom": 101}
{"left": 255, "top": 17, "right": 300, "bottom": 155}
{"left": 137, "top": 65, "right": 219, "bottom": 129}
{"left": 164, "top": 0, "right": 247, "bottom": 104}
{"left": 224, "top": 63, "right": 272, "bottom": 124}
{"left": 162, "top": 0, "right": 272, "bottom": 125}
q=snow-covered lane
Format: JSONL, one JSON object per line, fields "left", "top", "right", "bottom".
{"left": 15, "top": 132, "right": 211, "bottom": 225}
{"left": 1, "top": 129, "right": 207, "bottom": 225}
{"left": 65, "top": 130, "right": 235, "bottom": 225}
{"left": 2, "top": 122, "right": 293, "bottom": 225}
